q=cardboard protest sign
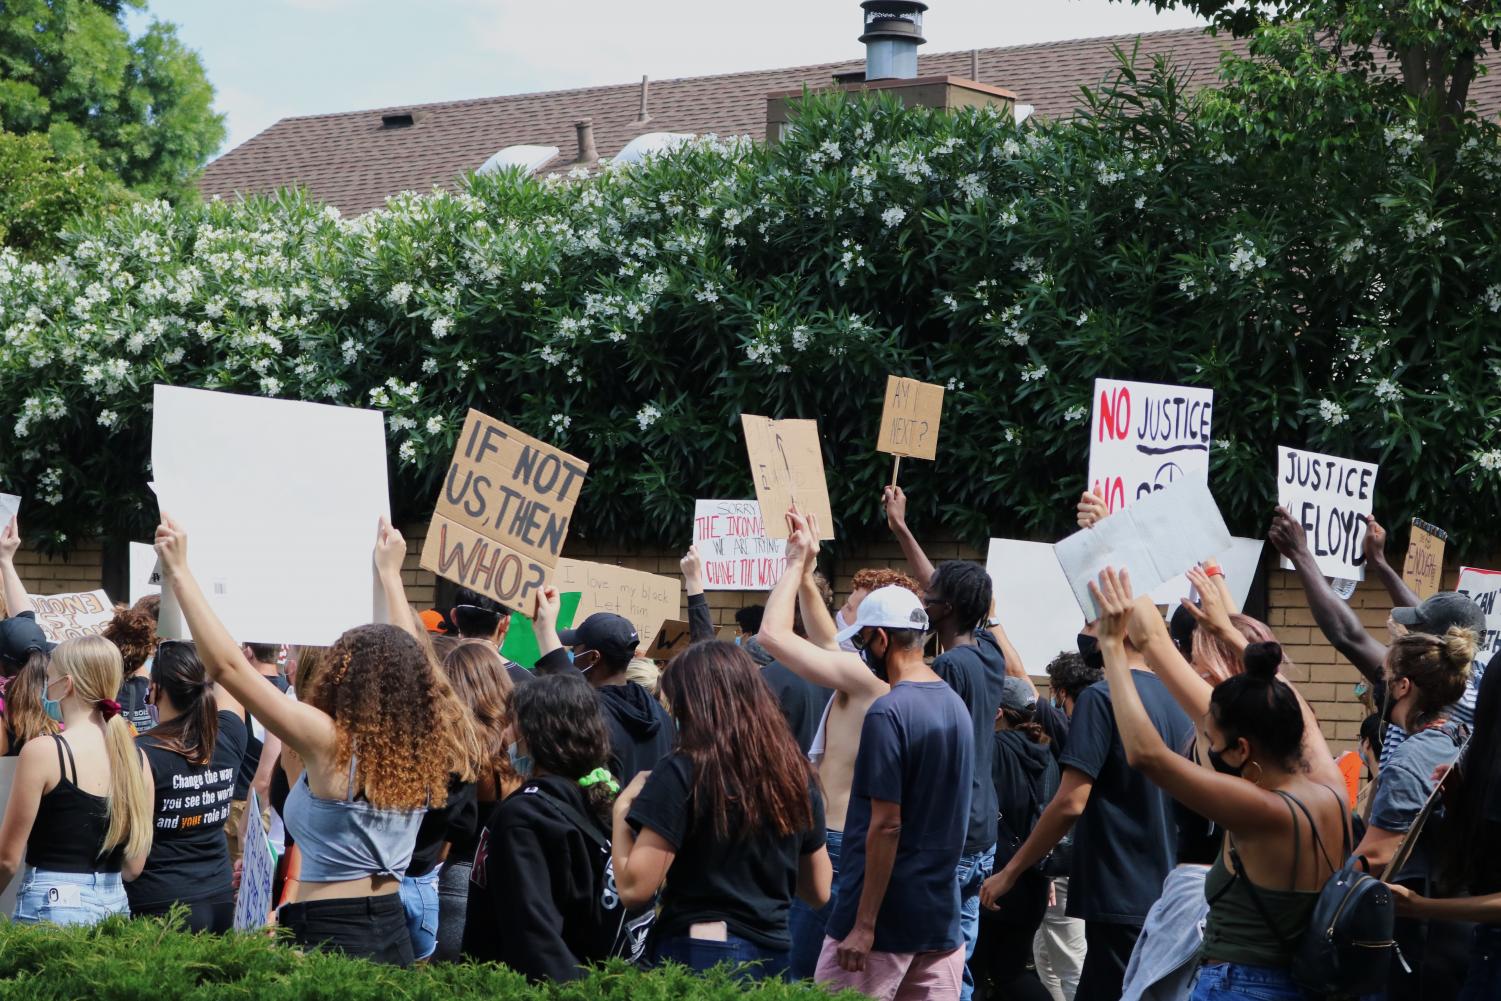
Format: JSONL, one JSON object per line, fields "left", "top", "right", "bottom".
{"left": 151, "top": 386, "right": 390, "bottom": 648}
{"left": 692, "top": 499, "right": 787, "bottom": 590}
{"left": 1054, "top": 479, "right": 1232, "bottom": 620}
{"left": 1087, "top": 379, "right": 1214, "bottom": 515}
{"left": 233, "top": 789, "right": 275, "bottom": 932}
{"left": 1402, "top": 519, "right": 1447, "bottom": 601}
{"left": 0, "top": 759, "right": 17, "bottom": 917}
{"left": 647, "top": 619, "right": 694, "bottom": 661}
{"left": 421, "top": 410, "right": 588, "bottom": 614}
{"left": 986, "top": 539, "right": 1083, "bottom": 677}
{"left": 1456, "top": 566, "right": 1501, "bottom": 662}
{"left": 0, "top": 493, "right": 19, "bottom": 525}
{"left": 499, "top": 591, "right": 582, "bottom": 669}
{"left": 1276, "top": 447, "right": 1379, "bottom": 579}
{"left": 29, "top": 590, "right": 114, "bottom": 643}
{"left": 129, "top": 541, "right": 161, "bottom": 606}
{"left": 557, "top": 558, "right": 682, "bottom": 653}
{"left": 741, "top": 415, "right": 835, "bottom": 540}
{"left": 876, "top": 376, "right": 945, "bottom": 461}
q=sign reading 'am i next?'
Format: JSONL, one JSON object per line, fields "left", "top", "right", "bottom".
{"left": 421, "top": 410, "right": 589, "bottom": 613}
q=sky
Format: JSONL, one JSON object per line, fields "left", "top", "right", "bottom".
{"left": 127, "top": 0, "right": 1208, "bottom": 156}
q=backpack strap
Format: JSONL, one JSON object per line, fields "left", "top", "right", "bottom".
{"left": 529, "top": 783, "right": 611, "bottom": 853}
{"left": 1277, "top": 786, "right": 1349, "bottom": 875}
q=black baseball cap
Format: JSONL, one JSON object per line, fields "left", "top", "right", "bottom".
{"left": 0, "top": 612, "right": 54, "bottom": 665}
{"left": 1391, "top": 592, "right": 1485, "bottom": 637}
{"left": 559, "top": 613, "right": 639, "bottom": 667}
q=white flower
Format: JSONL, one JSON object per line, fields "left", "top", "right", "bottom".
{"left": 1372, "top": 378, "right": 1401, "bottom": 403}
{"left": 881, "top": 207, "right": 907, "bottom": 228}
{"left": 97, "top": 409, "right": 119, "bottom": 429}
{"left": 521, "top": 281, "right": 546, "bottom": 295}
{"left": 1020, "top": 364, "right": 1048, "bottom": 382}
{"left": 425, "top": 416, "right": 443, "bottom": 434}
{"left": 1004, "top": 427, "right": 1021, "bottom": 443}
{"left": 548, "top": 413, "right": 572, "bottom": 432}
{"left": 790, "top": 326, "right": 810, "bottom": 351}
{"left": 1317, "top": 399, "right": 1349, "bottom": 426}
{"left": 1476, "top": 449, "right": 1501, "bottom": 472}
{"left": 1064, "top": 405, "right": 1088, "bottom": 422}
{"left": 398, "top": 440, "right": 417, "bottom": 463}
{"left": 694, "top": 282, "right": 721, "bottom": 304}
{"left": 635, "top": 403, "right": 662, "bottom": 430}
{"left": 1134, "top": 195, "right": 1146, "bottom": 210}
{"left": 259, "top": 376, "right": 282, "bottom": 396}
{"left": 1484, "top": 285, "right": 1501, "bottom": 313}
{"left": 431, "top": 317, "right": 451, "bottom": 339}
{"left": 1227, "top": 234, "right": 1268, "bottom": 277}
{"left": 386, "top": 282, "right": 413, "bottom": 306}
{"left": 945, "top": 378, "right": 966, "bottom": 391}
{"left": 421, "top": 358, "right": 438, "bottom": 375}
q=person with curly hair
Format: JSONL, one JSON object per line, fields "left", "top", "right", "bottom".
{"left": 103, "top": 594, "right": 161, "bottom": 735}
{"left": 463, "top": 673, "right": 648, "bottom": 981}
{"left": 153, "top": 514, "right": 473, "bottom": 966}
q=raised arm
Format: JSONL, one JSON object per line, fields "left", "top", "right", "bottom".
{"left": 374, "top": 517, "right": 420, "bottom": 641}
{"left": 1269, "top": 506, "right": 1387, "bottom": 683}
{"left": 0, "top": 518, "right": 35, "bottom": 618}
{"left": 680, "top": 546, "right": 716, "bottom": 643}
{"left": 1092, "top": 568, "right": 1303, "bottom": 834}
{"left": 758, "top": 509, "right": 884, "bottom": 699}
{"left": 154, "top": 514, "right": 336, "bottom": 764}
{"left": 1363, "top": 516, "right": 1421, "bottom": 609}
{"left": 798, "top": 535, "right": 840, "bottom": 652}
{"left": 883, "top": 486, "right": 935, "bottom": 588}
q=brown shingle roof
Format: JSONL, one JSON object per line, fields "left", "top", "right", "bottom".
{"left": 198, "top": 27, "right": 1500, "bottom": 215}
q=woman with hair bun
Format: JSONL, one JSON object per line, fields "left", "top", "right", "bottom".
{"left": 127, "top": 640, "right": 246, "bottom": 931}
{"left": 1088, "top": 568, "right": 1348, "bottom": 1001}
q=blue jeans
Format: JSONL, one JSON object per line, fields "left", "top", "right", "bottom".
{"left": 1190, "top": 962, "right": 1302, "bottom": 1000}
{"left": 13, "top": 868, "right": 128, "bottom": 926}
{"left": 789, "top": 828, "right": 843, "bottom": 980}
{"left": 1460, "top": 924, "right": 1501, "bottom": 1001}
{"left": 956, "top": 844, "right": 996, "bottom": 1001}
{"left": 652, "top": 932, "right": 789, "bottom": 981}
{"left": 399, "top": 868, "right": 441, "bottom": 961}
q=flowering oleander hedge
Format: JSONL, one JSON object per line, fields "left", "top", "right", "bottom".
{"left": 2, "top": 26, "right": 1500, "bottom": 553}
{"left": 0, "top": 915, "right": 843, "bottom": 1000}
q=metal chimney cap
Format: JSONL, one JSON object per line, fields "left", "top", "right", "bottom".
{"left": 859, "top": 1, "right": 927, "bottom": 45}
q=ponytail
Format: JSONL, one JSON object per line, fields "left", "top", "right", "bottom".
{"left": 50, "top": 636, "right": 153, "bottom": 862}
{"left": 148, "top": 641, "right": 220, "bottom": 767}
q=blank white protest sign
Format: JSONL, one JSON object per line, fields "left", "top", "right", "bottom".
{"left": 986, "top": 538, "right": 1084, "bottom": 678}
{"left": 151, "top": 386, "right": 391, "bottom": 647}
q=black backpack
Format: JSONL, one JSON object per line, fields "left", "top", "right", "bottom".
{"left": 995, "top": 739, "right": 1072, "bottom": 877}
{"left": 529, "top": 784, "right": 656, "bottom": 965}
{"left": 1229, "top": 788, "right": 1396, "bottom": 998}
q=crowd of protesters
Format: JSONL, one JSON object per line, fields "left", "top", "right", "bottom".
{"left": 0, "top": 484, "right": 1496, "bottom": 1001}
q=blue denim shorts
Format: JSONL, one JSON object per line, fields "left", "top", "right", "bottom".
{"left": 13, "top": 868, "right": 128, "bottom": 926}
{"left": 399, "top": 868, "right": 442, "bottom": 961}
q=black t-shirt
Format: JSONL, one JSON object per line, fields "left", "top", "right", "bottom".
{"left": 628, "top": 751, "right": 825, "bottom": 950}
{"left": 117, "top": 675, "right": 156, "bottom": 735}
{"left": 1033, "top": 697, "right": 1070, "bottom": 760}
{"left": 827, "top": 681, "right": 973, "bottom": 954}
{"left": 506, "top": 662, "right": 536, "bottom": 688}
{"left": 408, "top": 776, "right": 479, "bottom": 877}
{"left": 1059, "top": 673, "right": 1191, "bottom": 924}
{"left": 128, "top": 710, "right": 248, "bottom": 910}
{"left": 233, "top": 672, "right": 290, "bottom": 799}
{"left": 760, "top": 661, "right": 833, "bottom": 755}
{"left": 931, "top": 630, "right": 1008, "bottom": 854}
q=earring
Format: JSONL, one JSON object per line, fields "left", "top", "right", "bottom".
{"left": 1243, "top": 760, "right": 1265, "bottom": 787}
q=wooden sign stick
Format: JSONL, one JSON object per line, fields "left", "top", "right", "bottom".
{"left": 891, "top": 455, "right": 902, "bottom": 486}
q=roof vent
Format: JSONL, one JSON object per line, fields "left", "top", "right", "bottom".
{"left": 859, "top": 1, "right": 927, "bottom": 81}
{"left": 574, "top": 119, "right": 599, "bottom": 165}
{"left": 612, "top": 132, "right": 694, "bottom": 167}
{"left": 477, "top": 144, "right": 561, "bottom": 175}
{"left": 380, "top": 111, "right": 420, "bottom": 129}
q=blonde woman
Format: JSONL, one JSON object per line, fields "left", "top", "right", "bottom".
{"left": 0, "top": 635, "right": 154, "bottom": 924}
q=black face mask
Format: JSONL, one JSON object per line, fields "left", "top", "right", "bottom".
{"left": 1207, "top": 744, "right": 1244, "bottom": 778}
{"left": 1077, "top": 633, "right": 1103, "bottom": 671}
{"left": 1381, "top": 680, "right": 1403, "bottom": 729}
{"left": 861, "top": 643, "right": 889, "bottom": 683}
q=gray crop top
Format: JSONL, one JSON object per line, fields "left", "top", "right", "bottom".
{"left": 283, "top": 759, "right": 425, "bottom": 883}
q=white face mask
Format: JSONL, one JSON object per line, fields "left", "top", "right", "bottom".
{"left": 835, "top": 609, "right": 858, "bottom": 654}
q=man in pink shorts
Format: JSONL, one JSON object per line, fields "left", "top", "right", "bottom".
{"left": 810, "top": 580, "right": 974, "bottom": 1001}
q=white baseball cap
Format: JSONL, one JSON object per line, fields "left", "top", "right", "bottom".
{"left": 834, "top": 584, "right": 930, "bottom": 644}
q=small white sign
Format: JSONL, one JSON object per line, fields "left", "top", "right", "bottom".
{"left": 986, "top": 539, "right": 1083, "bottom": 678}
{"left": 233, "top": 789, "right": 275, "bottom": 931}
{"left": 1457, "top": 566, "right": 1501, "bottom": 663}
{"left": 1087, "top": 378, "right": 1213, "bottom": 515}
{"left": 692, "top": 499, "right": 787, "bottom": 591}
{"left": 1276, "top": 446, "right": 1379, "bottom": 580}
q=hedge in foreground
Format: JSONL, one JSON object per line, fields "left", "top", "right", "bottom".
{"left": 0, "top": 916, "right": 848, "bottom": 1001}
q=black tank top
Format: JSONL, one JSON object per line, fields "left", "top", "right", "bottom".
{"left": 25, "top": 736, "right": 126, "bottom": 873}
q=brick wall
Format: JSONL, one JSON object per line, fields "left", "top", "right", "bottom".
{"left": 8, "top": 542, "right": 105, "bottom": 606}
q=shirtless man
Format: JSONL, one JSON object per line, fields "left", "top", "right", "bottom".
{"left": 760, "top": 512, "right": 913, "bottom": 980}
